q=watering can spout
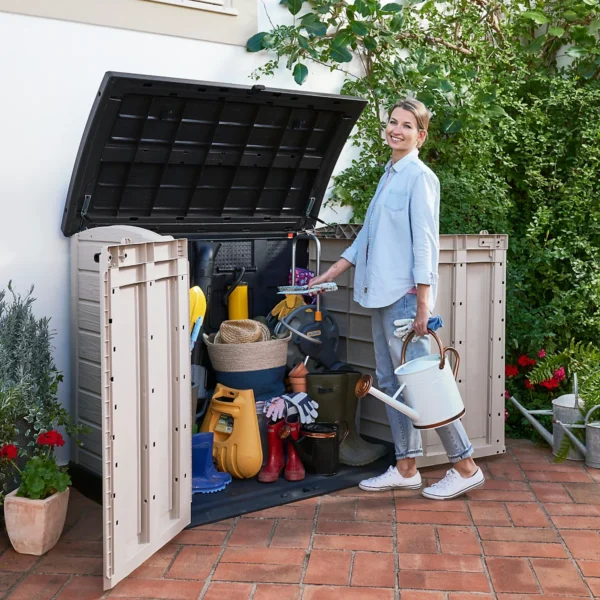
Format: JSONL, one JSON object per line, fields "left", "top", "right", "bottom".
{"left": 509, "top": 396, "right": 553, "bottom": 446}
{"left": 356, "top": 375, "right": 420, "bottom": 422}
{"left": 556, "top": 421, "right": 587, "bottom": 457}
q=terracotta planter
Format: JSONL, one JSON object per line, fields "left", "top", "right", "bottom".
{"left": 4, "top": 487, "right": 70, "bottom": 555}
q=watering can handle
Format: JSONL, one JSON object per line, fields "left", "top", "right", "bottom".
{"left": 585, "top": 404, "right": 600, "bottom": 425}
{"left": 401, "top": 329, "right": 460, "bottom": 377}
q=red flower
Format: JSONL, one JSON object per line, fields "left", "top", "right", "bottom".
{"left": 37, "top": 430, "right": 65, "bottom": 448}
{"left": 540, "top": 378, "right": 560, "bottom": 390}
{"left": 553, "top": 367, "right": 566, "bottom": 382}
{"left": 518, "top": 355, "right": 536, "bottom": 368}
{"left": 538, "top": 349, "right": 546, "bottom": 358}
{"left": 505, "top": 365, "right": 519, "bottom": 378}
{"left": 504, "top": 408, "right": 509, "bottom": 421}
{"left": 525, "top": 379, "right": 534, "bottom": 390}
{"left": 0, "top": 444, "right": 18, "bottom": 461}
{"left": 504, "top": 389, "right": 510, "bottom": 399}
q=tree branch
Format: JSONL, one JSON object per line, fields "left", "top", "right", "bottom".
{"left": 398, "top": 31, "right": 474, "bottom": 55}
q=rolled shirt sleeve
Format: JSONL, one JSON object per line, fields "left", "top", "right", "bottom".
{"left": 340, "top": 224, "right": 365, "bottom": 265}
{"left": 410, "top": 171, "right": 439, "bottom": 285}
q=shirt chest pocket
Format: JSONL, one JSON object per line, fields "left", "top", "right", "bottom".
{"left": 383, "top": 189, "right": 409, "bottom": 212}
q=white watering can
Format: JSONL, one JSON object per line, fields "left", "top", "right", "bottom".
{"left": 356, "top": 329, "right": 465, "bottom": 430}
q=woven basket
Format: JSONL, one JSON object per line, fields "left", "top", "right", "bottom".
{"left": 214, "top": 320, "right": 271, "bottom": 344}
{"left": 203, "top": 332, "right": 291, "bottom": 373}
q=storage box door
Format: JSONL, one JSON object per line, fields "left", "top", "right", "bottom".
{"left": 100, "top": 239, "right": 191, "bottom": 591}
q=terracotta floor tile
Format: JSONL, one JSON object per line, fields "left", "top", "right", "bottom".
{"left": 5, "top": 573, "right": 69, "bottom": 599}
{"left": 587, "top": 577, "right": 600, "bottom": 596}
{"left": 437, "top": 526, "right": 481, "bottom": 555}
{"left": 560, "top": 530, "right": 600, "bottom": 560}
{"left": 312, "top": 534, "right": 393, "bottom": 552}
{"left": 172, "top": 529, "right": 227, "bottom": 545}
{"left": 244, "top": 504, "right": 316, "bottom": 520}
{"left": 566, "top": 482, "right": 600, "bottom": 504}
{"left": 0, "top": 549, "right": 39, "bottom": 572}
{"left": 0, "top": 572, "right": 22, "bottom": 593}
{"left": 227, "top": 519, "right": 274, "bottom": 547}
{"left": 530, "top": 482, "right": 573, "bottom": 503}
{"left": 318, "top": 496, "right": 356, "bottom": 520}
{"left": 399, "top": 554, "right": 484, "bottom": 572}
{"left": 108, "top": 578, "right": 205, "bottom": 598}
{"left": 488, "top": 463, "right": 525, "bottom": 480}
{"left": 496, "top": 595, "right": 577, "bottom": 600}
{"left": 198, "top": 518, "right": 235, "bottom": 530}
{"left": 479, "top": 480, "right": 530, "bottom": 491}
{"left": 303, "top": 585, "right": 395, "bottom": 599}
{"left": 399, "top": 570, "right": 490, "bottom": 593}
{"left": 316, "top": 520, "right": 392, "bottom": 537}
{"left": 466, "top": 490, "right": 535, "bottom": 502}
{"left": 468, "top": 502, "right": 511, "bottom": 526}
{"left": 331, "top": 487, "right": 392, "bottom": 498}
{"left": 519, "top": 461, "right": 588, "bottom": 472}
{"left": 551, "top": 514, "right": 600, "bottom": 529}
{"left": 270, "top": 520, "right": 313, "bottom": 549}
{"left": 478, "top": 526, "right": 558, "bottom": 542}
{"left": 526, "top": 470, "right": 592, "bottom": 483}
{"left": 397, "top": 510, "right": 471, "bottom": 526}
{"left": 505, "top": 502, "right": 552, "bottom": 527}
{"left": 482, "top": 541, "right": 567, "bottom": 558}
{"left": 130, "top": 543, "right": 179, "bottom": 579}
{"left": 544, "top": 502, "right": 600, "bottom": 516}
{"left": 213, "top": 563, "right": 302, "bottom": 584}
{"left": 34, "top": 554, "right": 102, "bottom": 576}
{"left": 448, "top": 594, "right": 495, "bottom": 600}
{"left": 397, "top": 524, "right": 438, "bottom": 554}
{"left": 396, "top": 499, "right": 468, "bottom": 512}
{"left": 203, "top": 582, "right": 252, "bottom": 600}
{"left": 530, "top": 558, "right": 589, "bottom": 596}
{"left": 400, "top": 593, "right": 445, "bottom": 600}
{"left": 254, "top": 584, "right": 300, "bottom": 600}
{"left": 62, "top": 510, "right": 103, "bottom": 542}
{"left": 303, "top": 550, "right": 351, "bottom": 586}
{"left": 54, "top": 576, "right": 105, "bottom": 600}
{"left": 221, "top": 547, "right": 305, "bottom": 565}
{"left": 486, "top": 557, "right": 539, "bottom": 594}
{"left": 351, "top": 551, "right": 395, "bottom": 587}
{"left": 165, "top": 546, "right": 219, "bottom": 580}
{"left": 577, "top": 560, "right": 600, "bottom": 577}
{"left": 356, "top": 496, "right": 395, "bottom": 521}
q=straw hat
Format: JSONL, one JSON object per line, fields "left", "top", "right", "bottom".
{"left": 214, "top": 319, "right": 271, "bottom": 345}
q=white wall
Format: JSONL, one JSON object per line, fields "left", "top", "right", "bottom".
{"left": 0, "top": 6, "right": 358, "bottom": 461}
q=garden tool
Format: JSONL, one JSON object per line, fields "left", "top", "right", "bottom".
{"left": 191, "top": 432, "right": 232, "bottom": 494}
{"left": 355, "top": 329, "right": 465, "bottom": 430}
{"left": 223, "top": 267, "right": 249, "bottom": 321}
{"left": 257, "top": 419, "right": 286, "bottom": 483}
{"left": 189, "top": 286, "right": 207, "bottom": 352}
{"left": 307, "top": 371, "right": 388, "bottom": 466}
{"left": 510, "top": 373, "right": 585, "bottom": 460}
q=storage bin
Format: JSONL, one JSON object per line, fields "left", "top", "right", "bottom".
{"left": 310, "top": 226, "right": 507, "bottom": 466}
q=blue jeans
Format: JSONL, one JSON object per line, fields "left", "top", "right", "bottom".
{"left": 371, "top": 294, "right": 473, "bottom": 463}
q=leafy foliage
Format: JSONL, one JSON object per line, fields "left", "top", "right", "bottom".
{"left": 0, "top": 283, "right": 87, "bottom": 504}
{"left": 16, "top": 455, "right": 71, "bottom": 500}
{"left": 249, "top": 0, "right": 600, "bottom": 440}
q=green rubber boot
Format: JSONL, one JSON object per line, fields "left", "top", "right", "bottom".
{"left": 306, "top": 372, "right": 388, "bottom": 467}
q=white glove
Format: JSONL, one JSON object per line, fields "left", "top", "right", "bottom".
{"left": 282, "top": 393, "right": 319, "bottom": 424}
{"left": 393, "top": 318, "right": 420, "bottom": 342}
{"left": 264, "top": 397, "right": 285, "bottom": 421}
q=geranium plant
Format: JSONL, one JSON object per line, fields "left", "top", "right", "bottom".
{"left": 1, "top": 430, "right": 71, "bottom": 500}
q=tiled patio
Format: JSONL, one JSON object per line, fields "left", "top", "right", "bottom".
{"left": 2, "top": 438, "right": 600, "bottom": 599}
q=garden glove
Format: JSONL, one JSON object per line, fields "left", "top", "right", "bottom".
{"left": 264, "top": 397, "right": 286, "bottom": 422}
{"left": 282, "top": 393, "right": 319, "bottom": 424}
{"left": 393, "top": 315, "right": 444, "bottom": 342}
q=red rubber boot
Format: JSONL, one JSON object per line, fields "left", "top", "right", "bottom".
{"left": 258, "top": 419, "right": 285, "bottom": 483}
{"left": 284, "top": 421, "right": 305, "bottom": 481}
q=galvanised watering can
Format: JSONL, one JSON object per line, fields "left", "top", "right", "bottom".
{"left": 556, "top": 405, "right": 600, "bottom": 470}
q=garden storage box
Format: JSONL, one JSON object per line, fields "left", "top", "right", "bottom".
{"left": 310, "top": 226, "right": 507, "bottom": 466}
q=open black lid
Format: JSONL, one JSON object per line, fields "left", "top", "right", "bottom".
{"left": 61, "top": 72, "right": 367, "bottom": 237}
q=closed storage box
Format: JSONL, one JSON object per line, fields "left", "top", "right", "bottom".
{"left": 310, "top": 226, "right": 507, "bottom": 466}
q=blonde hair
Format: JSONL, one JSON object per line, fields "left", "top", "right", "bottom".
{"left": 389, "top": 98, "right": 430, "bottom": 148}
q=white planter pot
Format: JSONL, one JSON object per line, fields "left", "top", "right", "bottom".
{"left": 4, "top": 487, "right": 70, "bottom": 555}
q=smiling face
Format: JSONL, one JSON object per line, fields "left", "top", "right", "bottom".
{"left": 386, "top": 107, "right": 428, "bottom": 161}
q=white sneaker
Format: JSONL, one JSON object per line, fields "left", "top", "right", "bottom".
{"left": 422, "top": 467, "right": 485, "bottom": 500}
{"left": 359, "top": 466, "right": 422, "bottom": 492}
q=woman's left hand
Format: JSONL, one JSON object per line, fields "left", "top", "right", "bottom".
{"left": 413, "top": 309, "right": 429, "bottom": 337}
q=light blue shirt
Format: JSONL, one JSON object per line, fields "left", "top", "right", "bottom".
{"left": 341, "top": 149, "right": 440, "bottom": 311}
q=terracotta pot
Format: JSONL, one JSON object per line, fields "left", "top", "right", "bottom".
{"left": 4, "top": 487, "right": 70, "bottom": 555}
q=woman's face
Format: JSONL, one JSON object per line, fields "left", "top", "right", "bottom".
{"left": 386, "top": 107, "right": 427, "bottom": 154}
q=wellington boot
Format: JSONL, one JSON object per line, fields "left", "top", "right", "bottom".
{"left": 284, "top": 421, "right": 305, "bottom": 481}
{"left": 306, "top": 372, "right": 388, "bottom": 467}
{"left": 258, "top": 419, "right": 286, "bottom": 483}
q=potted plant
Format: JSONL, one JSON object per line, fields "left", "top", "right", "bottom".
{"left": 1, "top": 429, "right": 71, "bottom": 555}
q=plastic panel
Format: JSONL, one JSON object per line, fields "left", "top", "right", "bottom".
{"left": 309, "top": 231, "right": 507, "bottom": 466}
{"left": 100, "top": 238, "right": 191, "bottom": 590}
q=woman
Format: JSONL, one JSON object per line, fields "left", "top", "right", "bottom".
{"left": 308, "top": 98, "right": 484, "bottom": 499}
